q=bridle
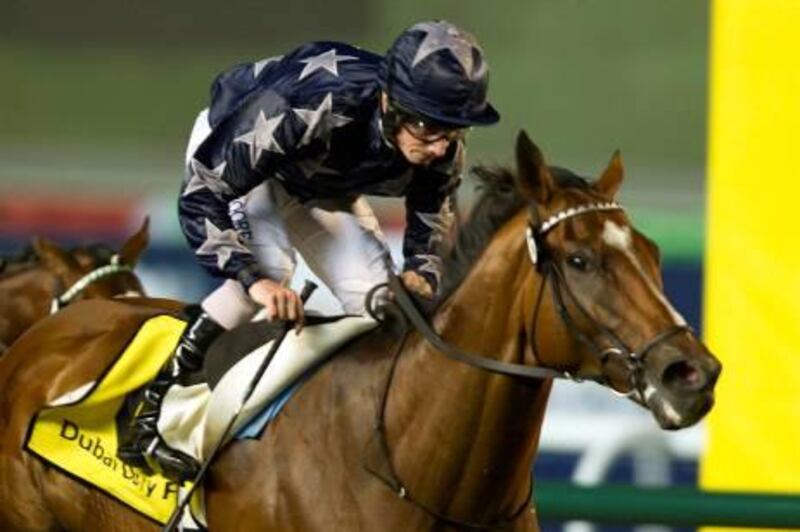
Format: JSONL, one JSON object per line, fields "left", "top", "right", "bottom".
{"left": 540, "top": 258, "right": 689, "bottom": 401}
{"left": 385, "top": 200, "right": 692, "bottom": 391}
{"left": 50, "top": 254, "right": 138, "bottom": 314}
{"left": 364, "top": 200, "right": 693, "bottom": 529}
{"left": 525, "top": 202, "right": 692, "bottom": 401}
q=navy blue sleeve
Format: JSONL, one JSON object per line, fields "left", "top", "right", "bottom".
{"left": 177, "top": 90, "right": 309, "bottom": 288}
{"left": 402, "top": 141, "right": 464, "bottom": 292}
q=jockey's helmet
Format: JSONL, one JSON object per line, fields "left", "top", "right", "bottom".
{"left": 379, "top": 20, "right": 500, "bottom": 128}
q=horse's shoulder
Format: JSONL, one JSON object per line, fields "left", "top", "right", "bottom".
{"left": 57, "top": 297, "right": 185, "bottom": 324}
{"left": 0, "top": 298, "right": 187, "bottom": 425}
{"left": 291, "top": 317, "right": 409, "bottom": 406}
{"left": 0, "top": 300, "right": 164, "bottom": 360}
{"left": 118, "top": 296, "right": 185, "bottom": 311}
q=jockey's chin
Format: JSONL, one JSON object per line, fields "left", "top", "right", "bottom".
{"left": 405, "top": 152, "right": 437, "bottom": 166}
{"left": 400, "top": 148, "right": 447, "bottom": 168}
{"left": 395, "top": 131, "right": 450, "bottom": 167}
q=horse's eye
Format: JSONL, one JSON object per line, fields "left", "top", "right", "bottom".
{"left": 566, "top": 253, "right": 592, "bottom": 272}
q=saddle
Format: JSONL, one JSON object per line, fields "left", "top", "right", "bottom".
{"left": 155, "top": 313, "right": 377, "bottom": 461}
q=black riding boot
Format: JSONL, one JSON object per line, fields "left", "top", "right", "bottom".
{"left": 117, "top": 306, "right": 224, "bottom": 482}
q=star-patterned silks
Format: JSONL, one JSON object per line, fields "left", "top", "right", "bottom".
{"left": 416, "top": 197, "right": 455, "bottom": 245}
{"left": 297, "top": 49, "right": 357, "bottom": 81}
{"left": 296, "top": 155, "right": 340, "bottom": 179}
{"left": 195, "top": 219, "right": 252, "bottom": 270}
{"left": 410, "top": 21, "right": 487, "bottom": 80}
{"left": 178, "top": 40, "right": 462, "bottom": 282}
{"left": 253, "top": 55, "right": 283, "bottom": 78}
{"left": 416, "top": 210, "right": 453, "bottom": 236}
{"left": 292, "top": 92, "right": 353, "bottom": 147}
{"left": 182, "top": 159, "right": 232, "bottom": 199}
{"left": 415, "top": 254, "right": 444, "bottom": 286}
{"left": 234, "top": 111, "right": 286, "bottom": 167}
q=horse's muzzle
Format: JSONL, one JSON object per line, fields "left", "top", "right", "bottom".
{"left": 643, "top": 342, "right": 721, "bottom": 430}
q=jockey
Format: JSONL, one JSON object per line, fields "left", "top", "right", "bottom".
{"left": 117, "top": 20, "right": 500, "bottom": 481}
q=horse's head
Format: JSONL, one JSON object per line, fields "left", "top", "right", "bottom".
{"left": 32, "top": 218, "right": 148, "bottom": 304}
{"left": 514, "top": 131, "right": 720, "bottom": 429}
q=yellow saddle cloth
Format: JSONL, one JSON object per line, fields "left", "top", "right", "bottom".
{"left": 24, "top": 314, "right": 204, "bottom": 528}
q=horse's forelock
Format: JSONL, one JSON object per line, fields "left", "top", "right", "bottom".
{"left": 70, "top": 243, "right": 116, "bottom": 266}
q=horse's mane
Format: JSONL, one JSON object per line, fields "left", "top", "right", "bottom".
{"left": 0, "top": 246, "right": 38, "bottom": 275}
{"left": 77, "top": 243, "right": 117, "bottom": 265}
{"left": 436, "top": 165, "right": 589, "bottom": 307}
{"left": 0, "top": 242, "right": 116, "bottom": 276}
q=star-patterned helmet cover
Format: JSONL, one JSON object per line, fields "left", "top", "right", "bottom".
{"left": 379, "top": 20, "right": 500, "bottom": 127}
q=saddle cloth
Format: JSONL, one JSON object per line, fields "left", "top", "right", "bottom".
{"left": 24, "top": 312, "right": 378, "bottom": 529}
{"left": 24, "top": 315, "right": 204, "bottom": 529}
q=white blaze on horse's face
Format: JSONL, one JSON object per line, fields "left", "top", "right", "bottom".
{"left": 601, "top": 220, "right": 687, "bottom": 327}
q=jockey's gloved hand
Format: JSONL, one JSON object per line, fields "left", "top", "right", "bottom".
{"left": 401, "top": 270, "right": 434, "bottom": 299}
{"left": 248, "top": 277, "right": 305, "bottom": 330}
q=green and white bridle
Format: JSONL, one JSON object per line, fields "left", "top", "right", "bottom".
{"left": 50, "top": 254, "right": 138, "bottom": 314}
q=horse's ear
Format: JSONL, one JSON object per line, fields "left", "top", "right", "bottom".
{"left": 32, "top": 236, "right": 81, "bottom": 280}
{"left": 118, "top": 217, "right": 149, "bottom": 266}
{"left": 515, "top": 130, "right": 555, "bottom": 203}
{"left": 595, "top": 150, "right": 624, "bottom": 198}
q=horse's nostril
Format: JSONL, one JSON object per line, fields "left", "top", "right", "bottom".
{"left": 662, "top": 360, "right": 704, "bottom": 392}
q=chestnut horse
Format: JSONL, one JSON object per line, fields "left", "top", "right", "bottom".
{"left": 0, "top": 220, "right": 148, "bottom": 354}
{"left": 0, "top": 133, "right": 720, "bottom": 531}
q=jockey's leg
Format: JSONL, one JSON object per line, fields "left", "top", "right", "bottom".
{"left": 205, "top": 179, "right": 298, "bottom": 328}
{"left": 116, "top": 305, "right": 224, "bottom": 481}
{"left": 118, "top": 181, "right": 298, "bottom": 481}
{"left": 283, "top": 194, "right": 393, "bottom": 313}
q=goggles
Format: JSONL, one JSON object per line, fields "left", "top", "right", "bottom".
{"left": 390, "top": 102, "right": 468, "bottom": 143}
{"left": 402, "top": 116, "right": 468, "bottom": 143}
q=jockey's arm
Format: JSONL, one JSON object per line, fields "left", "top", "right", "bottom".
{"left": 178, "top": 95, "right": 308, "bottom": 305}
{"left": 401, "top": 141, "right": 463, "bottom": 298}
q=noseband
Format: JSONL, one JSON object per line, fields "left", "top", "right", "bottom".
{"left": 50, "top": 254, "right": 137, "bottom": 313}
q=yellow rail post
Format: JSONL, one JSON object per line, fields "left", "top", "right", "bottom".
{"left": 703, "top": 0, "right": 800, "bottom": 522}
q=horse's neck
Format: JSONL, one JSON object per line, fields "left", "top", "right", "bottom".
{"left": 0, "top": 266, "right": 56, "bottom": 300}
{"left": 388, "top": 216, "right": 553, "bottom": 521}
{"left": 0, "top": 268, "right": 58, "bottom": 345}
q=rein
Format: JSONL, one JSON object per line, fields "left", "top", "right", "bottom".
{"left": 50, "top": 254, "right": 135, "bottom": 313}
{"left": 364, "top": 200, "right": 693, "bottom": 529}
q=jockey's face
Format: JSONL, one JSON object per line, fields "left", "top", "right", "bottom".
{"left": 395, "top": 126, "right": 456, "bottom": 166}
{"left": 381, "top": 92, "right": 466, "bottom": 166}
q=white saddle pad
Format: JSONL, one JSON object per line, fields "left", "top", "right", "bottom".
{"left": 157, "top": 315, "right": 378, "bottom": 463}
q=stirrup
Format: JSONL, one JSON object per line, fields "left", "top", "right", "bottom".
{"left": 118, "top": 433, "right": 200, "bottom": 482}
{"left": 143, "top": 438, "right": 201, "bottom": 483}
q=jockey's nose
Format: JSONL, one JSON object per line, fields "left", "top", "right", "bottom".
{"left": 427, "top": 138, "right": 449, "bottom": 159}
